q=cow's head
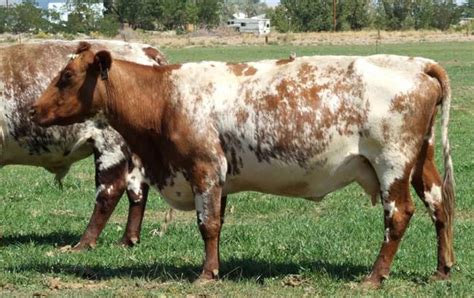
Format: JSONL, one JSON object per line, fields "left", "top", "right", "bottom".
{"left": 31, "top": 41, "right": 112, "bottom": 126}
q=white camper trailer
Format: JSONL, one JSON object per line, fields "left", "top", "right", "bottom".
{"left": 227, "top": 14, "right": 270, "bottom": 35}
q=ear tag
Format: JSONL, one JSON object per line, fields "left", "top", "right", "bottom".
{"left": 99, "top": 64, "right": 109, "bottom": 81}
{"left": 68, "top": 54, "right": 78, "bottom": 60}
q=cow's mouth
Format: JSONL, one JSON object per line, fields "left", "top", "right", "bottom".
{"left": 29, "top": 106, "right": 56, "bottom": 127}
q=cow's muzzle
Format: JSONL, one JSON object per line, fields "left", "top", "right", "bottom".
{"left": 29, "top": 105, "right": 37, "bottom": 119}
{"left": 29, "top": 103, "right": 48, "bottom": 126}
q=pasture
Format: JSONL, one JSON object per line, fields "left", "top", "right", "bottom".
{"left": 1, "top": 41, "right": 473, "bottom": 296}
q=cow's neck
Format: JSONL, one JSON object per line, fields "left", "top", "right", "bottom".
{"left": 99, "top": 60, "right": 169, "bottom": 134}
{"left": 96, "top": 60, "right": 179, "bottom": 185}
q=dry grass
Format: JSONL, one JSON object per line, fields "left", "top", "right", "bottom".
{"left": 130, "top": 29, "right": 474, "bottom": 48}
{"left": 1, "top": 29, "right": 473, "bottom": 49}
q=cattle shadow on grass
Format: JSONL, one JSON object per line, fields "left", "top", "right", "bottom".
{"left": 4, "top": 259, "right": 371, "bottom": 283}
{"left": 0, "top": 231, "right": 79, "bottom": 247}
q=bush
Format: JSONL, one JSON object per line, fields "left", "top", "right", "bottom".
{"left": 96, "top": 14, "right": 120, "bottom": 37}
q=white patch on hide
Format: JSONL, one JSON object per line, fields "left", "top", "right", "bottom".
{"left": 106, "top": 185, "right": 114, "bottom": 195}
{"left": 126, "top": 166, "right": 145, "bottom": 202}
{"left": 384, "top": 228, "right": 390, "bottom": 243}
{"left": 195, "top": 193, "right": 206, "bottom": 224}
{"left": 95, "top": 184, "right": 106, "bottom": 199}
{"left": 383, "top": 200, "right": 398, "bottom": 218}
{"left": 424, "top": 184, "right": 442, "bottom": 221}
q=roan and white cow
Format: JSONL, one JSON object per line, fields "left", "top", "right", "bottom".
{"left": 1, "top": 40, "right": 166, "bottom": 250}
{"left": 32, "top": 42, "right": 455, "bottom": 287}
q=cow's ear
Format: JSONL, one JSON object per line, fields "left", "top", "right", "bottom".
{"left": 76, "top": 41, "right": 91, "bottom": 54}
{"left": 94, "top": 50, "right": 112, "bottom": 80}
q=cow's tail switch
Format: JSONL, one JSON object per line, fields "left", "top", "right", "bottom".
{"left": 426, "top": 63, "right": 455, "bottom": 266}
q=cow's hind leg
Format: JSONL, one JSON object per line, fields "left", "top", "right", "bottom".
{"left": 411, "top": 139, "right": 454, "bottom": 279}
{"left": 363, "top": 169, "right": 415, "bottom": 287}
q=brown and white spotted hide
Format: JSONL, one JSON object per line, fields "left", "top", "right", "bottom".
{"left": 33, "top": 47, "right": 455, "bottom": 285}
{"left": 0, "top": 40, "right": 167, "bottom": 249}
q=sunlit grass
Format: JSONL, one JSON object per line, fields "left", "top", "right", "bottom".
{"left": 1, "top": 41, "right": 473, "bottom": 296}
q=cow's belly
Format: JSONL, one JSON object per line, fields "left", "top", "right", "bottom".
{"left": 156, "top": 142, "right": 368, "bottom": 212}
{"left": 0, "top": 120, "right": 92, "bottom": 173}
{"left": 0, "top": 137, "right": 92, "bottom": 171}
{"left": 223, "top": 149, "right": 366, "bottom": 199}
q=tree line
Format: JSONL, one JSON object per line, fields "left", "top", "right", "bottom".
{"left": 271, "top": 0, "right": 472, "bottom": 32}
{"left": 0, "top": 0, "right": 472, "bottom": 36}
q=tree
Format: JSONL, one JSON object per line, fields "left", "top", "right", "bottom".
{"left": 373, "top": 0, "right": 463, "bottom": 31}
{"left": 267, "top": 5, "right": 291, "bottom": 32}
{"left": 377, "top": 0, "right": 413, "bottom": 30}
{"left": 156, "top": 0, "right": 187, "bottom": 30}
{"left": 197, "top": 0, "right": 221, "bottom": 28}
{"left": 65, "top": 0, "right": 103, "bottom": 33}
{"left": 342, "top": 0, "right": 370, "bottom": 30}
{"left": 464, "top": 0, "right": 474, "bottom": 17}
{"left": 104, "top": 0, "right": 146, "bottom": 29}
{"left": 8, "top": 0, "right": 48, "bottom": 33}
{"left": 185, "top": 1, "right": 199, "bottom": 25}
{"left": 412, "top": 0, "right": 435, "bottom": 29}
{"left": 432, "top": 0, "right": 463, "bottom": 30}
{"left": 0, "top": 7, "right": 9, "bottom": 33}
{"left": 278, "top": 0, "right": 333, "bottom": 32}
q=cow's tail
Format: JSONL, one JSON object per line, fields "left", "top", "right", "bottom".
{"left": 426, "top": 63, "right": 455, "bottom": 265}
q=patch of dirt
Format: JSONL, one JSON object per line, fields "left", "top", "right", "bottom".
{"left": 281, "top": 274, "right": 310, "bottom": 287}
{"left": 46, "top": 277, "right": 109, "bottom": 291}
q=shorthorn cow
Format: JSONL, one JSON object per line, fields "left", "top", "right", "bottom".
{"left": 1, "top": 40, "right": 166, "bottom": 250}
{"left": 32, "top": 42, "right": 454, "bottom": 287}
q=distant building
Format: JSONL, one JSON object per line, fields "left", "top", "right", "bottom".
{"left": 227, "top": 13, "right": 271, "bottom": 35}
{"left": 459, "top": 17, "right": 474, "bottom": 26}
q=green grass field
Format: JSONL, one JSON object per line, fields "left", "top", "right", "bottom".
{"left": 1, "top": 41, "right": 473, "bottom": 296}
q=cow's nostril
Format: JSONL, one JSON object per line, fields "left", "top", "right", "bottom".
{"left": 29, "top": 107, "right": 37, "bottom": 118}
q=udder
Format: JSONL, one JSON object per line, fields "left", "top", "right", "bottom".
{"left": 158, "top": 172, "right": 195, "bottom": 211}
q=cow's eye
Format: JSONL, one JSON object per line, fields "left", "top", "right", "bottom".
{"left": 57, "top": 70, "right": 73, "bottom": 89}
{"left": 63, "top": 70, "right": 73, "bottom": 81}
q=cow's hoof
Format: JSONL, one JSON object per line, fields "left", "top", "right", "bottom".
{"left": 360, "top": 277, "right": 382, "bottom": 289}
{"left": 119, "top": 237, "right": 139, "bottom": 247}
{"left": 430, "top": 271, "right": 450, "bottom": 282}
{"left": 193, "top": 277, "right": 217, "bottom": 286}
{"left": 193, "top": 270, "right": 219, "bottom": 286}
{"left": 70, "top": 242, "right": 95, "bottom": 252}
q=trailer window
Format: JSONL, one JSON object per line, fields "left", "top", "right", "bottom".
{"left": 241, "top": 23, "right": 246, "bottom": 27}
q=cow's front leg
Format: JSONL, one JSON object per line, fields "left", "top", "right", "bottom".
{"left": 73, "top": 161, "right": 127, "bottom": 251}
{"left": 192, "top": 165, "right": 227, "bottom": 282}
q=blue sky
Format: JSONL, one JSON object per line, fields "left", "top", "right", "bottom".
{"left": 264, "top": 0, "right": 280, "bottom": 7}
{"left": 37, "top": 0, "right": 66, "bottom": 9}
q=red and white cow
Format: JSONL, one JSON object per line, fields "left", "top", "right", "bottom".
{"left": 32, "top": 42, "right": 454, "bottom": 287}
{"left": 1, "top": 40, "right": 166, "bottom": 249}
